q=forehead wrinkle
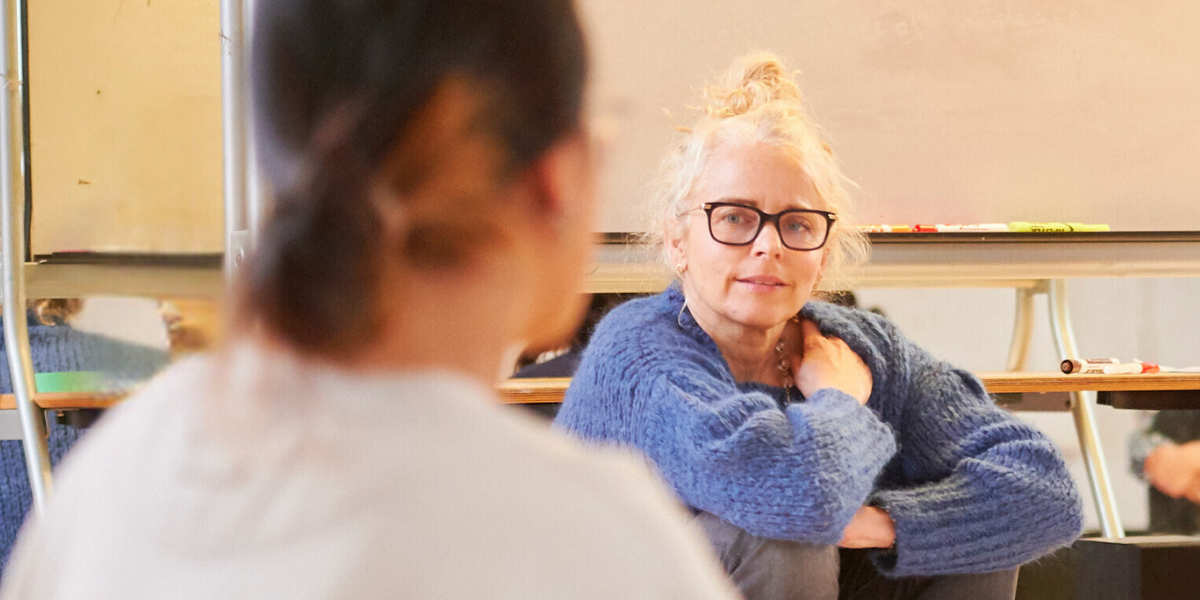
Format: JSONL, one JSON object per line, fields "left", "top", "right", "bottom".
{"left": 696, "top": 144, "right": 826, "bottom": 214}
{"left": 713, "top": 196, "right": 822, "bottom": 212}
{"left": 791, "top": 194, "right": 822, "bottom": 211}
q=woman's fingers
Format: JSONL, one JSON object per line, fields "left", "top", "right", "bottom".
{"left": 837, "top": 506, "right": 895, "bottom": 549}
{"left": 799, "top": 319, "right": 823, "bottom": 348}
{"left": 1184, "top": 478, "right": 1200, "bottom": 505}
{"left": 795, "top": 319, "right": 873, "bottom": 405}
{"left": 1146, "top": 444, "right": 1196, "bottom": 498}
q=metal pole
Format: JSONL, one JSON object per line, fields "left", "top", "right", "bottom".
{"left": 221, "top": 0, "right": 249, "bottom": 278}
{"left": 1005, "top": 286, "right": 1037, "bottom": 372}
{"left": 242, "top": 0, "right": 266, "bottom": 243}
{"left": 0, "top": 0, "right": 50, "bottom": 512}
{"left": 1047, "top": 279, "right": 1125, "bottom": 538}
{"left": 244, "top": 114, "right": 262, "bottom": 243}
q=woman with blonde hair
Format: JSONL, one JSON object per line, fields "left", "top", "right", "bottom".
{"left": 0, "top": 2, "right": 739, "bottom": 598}
{"left": 556, "top": 53, "right": 1083, "bottom": 599}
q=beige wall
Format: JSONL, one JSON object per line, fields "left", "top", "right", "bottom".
{"left": 581, "top": 0, "right": 1200, "bottom": 232}
{"left": 28, "top": 0, "right": 222, "bottom": 255}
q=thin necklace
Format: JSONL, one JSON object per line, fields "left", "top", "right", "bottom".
{"left": 775, "top": 316, "right": 800, "bottom": 403}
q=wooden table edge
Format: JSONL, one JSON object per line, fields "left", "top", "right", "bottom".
{"left": 4, "top": 372, "right": 1196, "bottom": 411}
{"left": 498, "top": 373, "right": 1200, "bottom": 404}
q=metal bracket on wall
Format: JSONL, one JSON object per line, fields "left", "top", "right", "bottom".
{"left": 227, "top": 229, "right": 251, "bottom": 279}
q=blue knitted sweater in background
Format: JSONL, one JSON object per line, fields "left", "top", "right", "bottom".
{"left": 0, "top": 314, "right": 167, "bottom": 580}
{"left": 554, "top": 285, "right": 1083, "bottom": 577}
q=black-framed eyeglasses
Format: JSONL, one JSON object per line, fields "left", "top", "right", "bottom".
{"left": 690, "top": 202, "right": 837, "bottom": 251}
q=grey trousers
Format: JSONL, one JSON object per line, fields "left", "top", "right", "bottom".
{"left": 695, "top": 512, "right": 1018, "bottom": 600}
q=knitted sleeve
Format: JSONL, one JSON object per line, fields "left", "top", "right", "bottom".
{"left": 638, "top": 364, "right": 896, "bottom": 545}
{"left": 869, "top": 337, "right": 1084, "bottom": 577}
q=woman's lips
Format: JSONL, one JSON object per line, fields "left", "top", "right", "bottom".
{"left": 736, "top": 276, "right": 788, "bottom": 290}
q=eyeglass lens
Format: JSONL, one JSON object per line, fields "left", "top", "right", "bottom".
{"left": 708, "top": 205, "right": 828, "bottom": 250}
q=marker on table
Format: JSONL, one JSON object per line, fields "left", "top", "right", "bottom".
{"left": 1061, "top": 358, "right": 1119, "bottom": 374}
{"left": 1009, "top": 222, "right": 1111, "bottom": 232}
{"left": 913, "top": 224, "right": 1009, "bottom": 233}
{"left": 856, "top": 225, "right": 912, "bottom": 233}
{"left": 1130, "top": 360, "right": 1161, "bottom": 374}
{"left": 1061, "top": 358, "right": 1159, "bottom": 374}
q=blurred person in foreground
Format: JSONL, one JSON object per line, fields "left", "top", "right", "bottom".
{"left": 0, "top": 2, "right": 738, "bottom": 598}
{"left": 555, "top": 53, "right": 1083, "bottom": 600}
{"left": 0, "top": 299, "right": 166, "bottom": 580}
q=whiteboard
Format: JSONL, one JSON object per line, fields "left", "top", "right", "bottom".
{"left": 580, "top": 0, "right": 1200, "bottom": 232}
{"left": 28, "top": 0, "right": 223, "bottom": 255}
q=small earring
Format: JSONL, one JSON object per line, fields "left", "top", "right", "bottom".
{"left": 675, "top": 263, "right": 686, "bottom": 274}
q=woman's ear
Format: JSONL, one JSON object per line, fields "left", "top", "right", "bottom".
{"left": 664, "top": 216, "right": 688, "bottom": 274}
{"left": 526, "top": 133, "right": 592, "bottom": 235}
{"left": 816, "top": 247, "right": 831, "bottom": 286}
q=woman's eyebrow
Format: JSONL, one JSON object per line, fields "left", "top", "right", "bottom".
{"left": 787, "top": 195, "right": 822, "bottom": 210}
{"left": 715, "top": 197, "right": 759, "bottom": 207}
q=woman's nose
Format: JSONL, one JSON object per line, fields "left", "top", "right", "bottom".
{"left": 751, "top": 221, "right": 785, "bottom": 257}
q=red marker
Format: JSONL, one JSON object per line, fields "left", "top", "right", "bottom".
{"left": 913, "top": 224, "right": 1009, "bottom": 232}
{"left": 934, "top": 224, "right": 1009, "bottom": 232}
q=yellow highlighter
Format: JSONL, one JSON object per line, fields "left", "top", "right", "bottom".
{"left": 1066, "top": 223, "right": 1111, "bottom": 232}
{"left": 1008, "top": 222, "right": 1111, "bottom": 232}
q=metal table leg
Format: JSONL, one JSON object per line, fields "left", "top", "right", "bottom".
{"left": 1048, "top": 279, "right": 1125, "bottom": 538}
{"left": 1, "top": 0, "right": 51, "bottom": 514}
{"left": 1005, "top": 286, "right": 1038, "bottom": 372}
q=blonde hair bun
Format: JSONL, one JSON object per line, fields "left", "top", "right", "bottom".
{"left": 703, "top": 52, "right": 803, "bottom": 119}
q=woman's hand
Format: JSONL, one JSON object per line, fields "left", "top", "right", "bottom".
{"left": 838, "top": 505, "right": 896, "bottom": 549}
{"left": 1145, "top": 441, "right": 1200, "bottom": 501}
{"left": 792, "top": 319, "right": 873, "bottom": 405}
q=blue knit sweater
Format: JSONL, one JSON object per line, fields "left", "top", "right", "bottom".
{"left": 555, "top": 285, "right": 1083, "bottom": 577}
{"left": 0, "top": 314, "right": 167, "bottom": 580}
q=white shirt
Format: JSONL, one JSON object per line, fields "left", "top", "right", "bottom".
{"left": 1, "top": 345, "right": 738, "bottom": 599}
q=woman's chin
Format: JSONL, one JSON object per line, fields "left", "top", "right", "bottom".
{"left": 722, "top": 293, "right": 800, "bottom": 322}
{"left": 723, "top": 305, "right": 796, "bottom": 331}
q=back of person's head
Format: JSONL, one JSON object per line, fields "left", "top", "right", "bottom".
{"left": 245, "top": 0, "right": 589, "bottom": 359}
{"left": 649, "top": 52, "right": 867, "bottom": 282}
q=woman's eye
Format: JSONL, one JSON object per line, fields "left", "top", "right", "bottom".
{"left": 723, "top": 214, "right": 742, "bottom": 224}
